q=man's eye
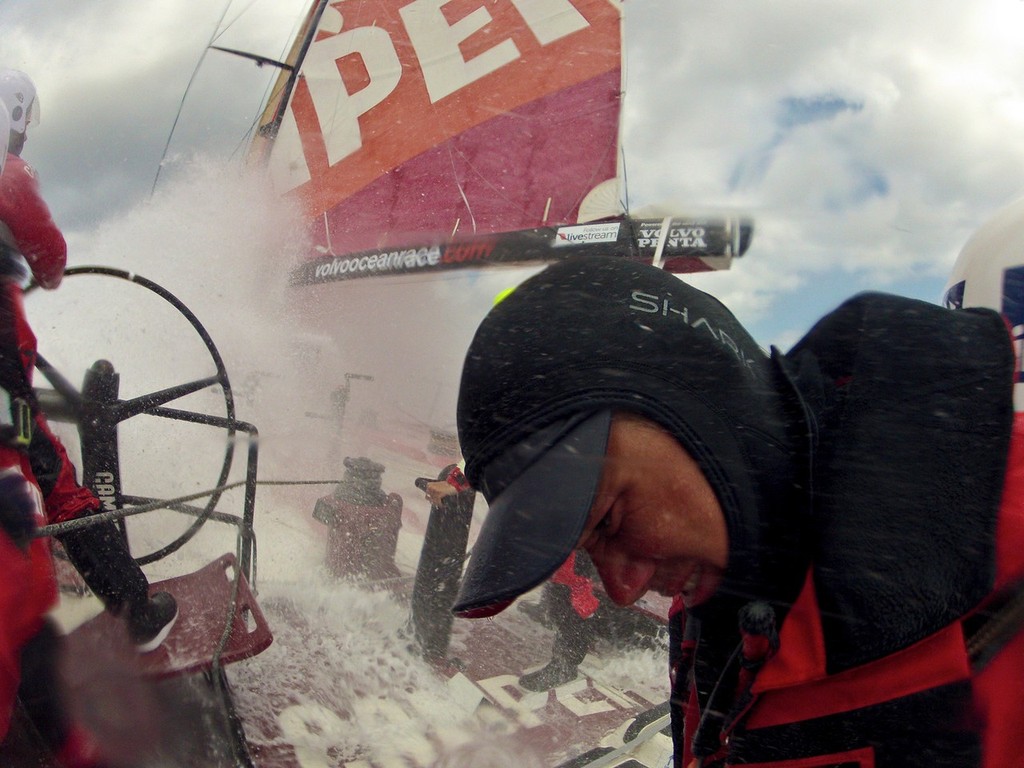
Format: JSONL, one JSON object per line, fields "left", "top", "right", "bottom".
{"left": 580, "top": 515, "right": 607, "bottom": 550}
{"left": 589, "top": 512, "right": 613, "bottom": 542}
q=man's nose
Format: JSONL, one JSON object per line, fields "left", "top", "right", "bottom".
{"left": 586, "top": 547, "right": 646, "bottom": 606}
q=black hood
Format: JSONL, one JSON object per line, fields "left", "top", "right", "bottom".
{"left": 456, "top": 256, "right": 809, "bottom": 608}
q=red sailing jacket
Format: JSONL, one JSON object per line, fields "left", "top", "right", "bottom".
{"left": 551, "top": 551, "right": 601, "bottom": 619}
{"left": 0, "top": 154, "right": 96, "bottom": 524}
{"left": 669, "top": 294, "right": 1024, "bottom": 768}
{"left": 0, "top": 461, "right": 57, "bottom": 742}
{"left": 0, "top": 155, "right": 79, "bottom": 742}
{"left": 0, "top": 153, "right": 66, "bottom": 289}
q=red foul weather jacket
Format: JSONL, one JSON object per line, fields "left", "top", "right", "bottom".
{"left": 0, "top": 463, "right": 56, "bottom": 742}
{"left": 551, "top": 551, "right": 601, "bottom": 619}
{"left": 0, "top": 154, "right": 65, "bottom": 289}
{"left": 0, "top": 154, "right": 97, "bottom": 738}
{"left": 0, "top": 152, "right": 96, "bottom": 524}
{"left": 669, "top": 294, "right": 1024, "bottom": 768}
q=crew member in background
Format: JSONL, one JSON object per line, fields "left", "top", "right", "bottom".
{"left": 517, "top": 550, "right": 601, "bottom": 691}
{"left": 421, "top": 463, "right": 604, "bottom": 688}
{"left": 0, "top": 94, "right": 110, "bottom": 768}
{"left": 411, "top": 462, "right": 475, "bottom": 660}
{"left": 0, "top": 68, "right": 176, "bottom": 653}
{"left": 420, "top": 462, "right": 471, "bottom": 508}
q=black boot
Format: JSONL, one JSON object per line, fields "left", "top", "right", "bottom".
{"left": 518, "top": 656, "right": 581, "bottom": 691}
{"left": 519, "top": 590, "right": 593, "bottom": 691}
{"left": 128, "top": 591, "right": 178, "bottom": 653}
{"left": 57, "top": 513, "right": 177, "bottom": 652}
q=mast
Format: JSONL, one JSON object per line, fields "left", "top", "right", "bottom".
{"left": 248, "top": 0, "right": 331, "bottom": 165}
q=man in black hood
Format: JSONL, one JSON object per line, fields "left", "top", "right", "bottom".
{"left": 452, "top": 255, "right": 1024, "bottom": 768}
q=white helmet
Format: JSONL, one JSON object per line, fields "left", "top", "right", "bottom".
{"left": 0, "top": 98, "right": 8, "bottom": 175}
{"left": 944, "top": 195, "right": 1024, "bottom": 408}
{"left": 0, "top": 69, "right": 38, "bottom": 135}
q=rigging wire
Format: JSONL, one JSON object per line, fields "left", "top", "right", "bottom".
{"left": 217, "top": 2, "right": 308, "bottom": 162}
{"left": 214, "top": 0, "right": 261, "bottom": 38}
{"left": 150, "top": 0, "right": 236, "bottom": 197}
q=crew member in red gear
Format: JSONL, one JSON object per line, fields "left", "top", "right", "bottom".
{"left": 0, "top": 71, "right": 176, "bottom": 765}
{"left": 412, "top": 462, "right": 475, "bottom": 660}
{"left": 0, "top": 469, "right": 113, "bottom": 767}
{"left": 0, "top": 92, "right": 107, "bottom": 767}
{"left": 0, "top": 69, "right": 176, "bottom": 653}
{"left": 517, "top": 550, "right": 602, "bottom": 691}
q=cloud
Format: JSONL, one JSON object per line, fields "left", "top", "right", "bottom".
{"left": 623, "top": 0, "right": 1024, "bottom": 342}
{"left": 6, "top": 0, "right": 1024, "bottom": 354}
{"left": 1, "top": 0, "right": 306, "bottom": 227}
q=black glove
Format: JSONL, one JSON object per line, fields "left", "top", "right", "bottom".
{"left": 0, "top": 471, "right": 37, "bottom": 551}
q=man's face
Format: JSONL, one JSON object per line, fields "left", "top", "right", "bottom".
{"left": 578, "top": 412, "right": 728, "bottom": 608}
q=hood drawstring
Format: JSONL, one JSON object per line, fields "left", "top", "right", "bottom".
{"left": 691, "top": 601, "right": 779, "bottom": 766}
{"left": 734, "top": 601, "right": 779, "bottom": 713}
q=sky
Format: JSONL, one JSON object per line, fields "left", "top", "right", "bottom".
{"left": 4, "top": 0, "right": 1024, "bottom": 433}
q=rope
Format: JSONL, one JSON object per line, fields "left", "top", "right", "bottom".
{"left": 34, "top": 478, "right": 345, "bottom": 538}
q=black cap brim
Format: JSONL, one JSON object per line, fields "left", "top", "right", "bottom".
{"left": 453, "top": 410, "right": 612, "bottom": 618}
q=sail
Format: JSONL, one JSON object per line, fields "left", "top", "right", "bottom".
{"left": 257, "top": 1, "right": 622, "bottom": 246}
{"left": 253, "top": 0, "right": 751, "bottom": 282}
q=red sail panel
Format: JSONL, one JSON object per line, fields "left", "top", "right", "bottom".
{"left": 265, "top": 0, "right": 622, "bottom": 257}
